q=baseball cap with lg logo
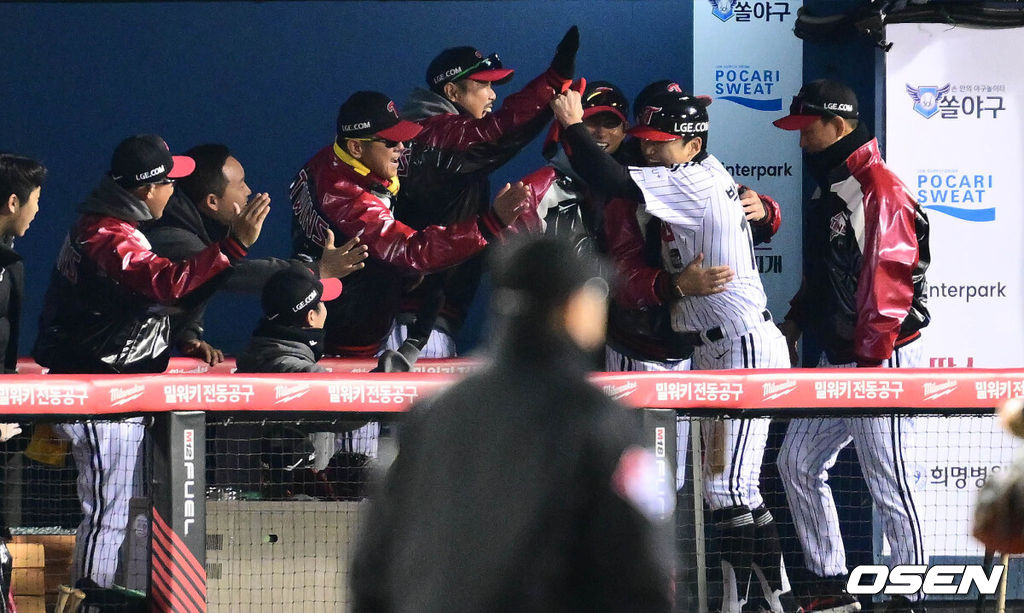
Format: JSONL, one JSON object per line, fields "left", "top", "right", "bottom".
{"left": 426, "top": 46, "right": 515, "bottom": 93}
{"left": 110, "top": 134, "right": 195, "bottom": 188}
{"left": 773, "top": 79, "right": 860, "bottom": 131}
{"left": 336, "top": 91, "right": 423, "bottom": 143}
{"left": 262, "top": 265, "right": 343, "bottom": 325}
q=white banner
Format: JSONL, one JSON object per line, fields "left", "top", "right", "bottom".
{"left": 693, "top": 0, "right": 803, "bottom": 318}
{"left": 885, "top": 23, "right": 1023, "bottom": 573}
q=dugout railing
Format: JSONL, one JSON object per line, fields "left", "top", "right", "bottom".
{"left": 0, "top": 361, "right": 1020, "bottom": 612}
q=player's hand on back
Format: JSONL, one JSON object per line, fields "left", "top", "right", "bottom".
{"left": 230, "top": 192, "right": 271, "bottom": 248}
{"left": 492, "top": 181, "right": 531, "bottom": 226}
{"left": 551, "top": 90, "right": 585, "bottom": 128}
{"left": 738, "top": 186, "right": 767, "bottom": 222}
{"left": 318, "top": 229, "right": 368, "bottom": 279}
{"left": 673, "top": 253, "right": 734, "bottom": 297}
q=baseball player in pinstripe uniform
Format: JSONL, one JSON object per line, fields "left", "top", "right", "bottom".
{"left": 773, "top": 80, "right": 930, "bottom": 613}
{"left": 553, "top": 89, "right": 797, "bottom": 613}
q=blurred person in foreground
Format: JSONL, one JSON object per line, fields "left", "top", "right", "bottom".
{"left": 973, "top": 397, "right": 1024, "bottom": 554}
{"left": 351, "top": 234, "right": 674, "bottom": 613}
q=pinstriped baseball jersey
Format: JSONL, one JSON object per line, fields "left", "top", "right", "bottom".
{"left": 628, "top": 153, "right": 767, "bottom": 338}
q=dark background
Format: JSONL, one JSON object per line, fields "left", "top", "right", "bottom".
{"left": 1, "top": 0, "right": 701, "bottom": 354}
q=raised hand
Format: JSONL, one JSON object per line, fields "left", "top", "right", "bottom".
{"left": 230, "top": 192, "right": 271, "bottom": 248}
{"left": 550, "top": 90, "right": 585, "bottom": 127}
{"left": 550, "top": 25, "right": 580, "bottom": 79}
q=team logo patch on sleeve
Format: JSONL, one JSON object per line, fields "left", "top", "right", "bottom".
{"left": 611, "top": 446, "right": 675, "bottom": 521}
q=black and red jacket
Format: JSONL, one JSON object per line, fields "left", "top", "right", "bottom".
{"left": 393, "top": 68, "right": 565, "bottom": 334}
{"left": 786, "top": 128, "right": 930, "bottom": 365}
{"left": 290, "top": 144, "right": 507, "bottom": 357}
{"left": 34, "top": 175, "right": 246, "bottom": 373}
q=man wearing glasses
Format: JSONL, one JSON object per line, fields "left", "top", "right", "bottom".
{"left": 34, "top": 134, "right": 269, "bottom": 591}
{"left": 391, "top": 27, "right": 580, "bottom": 360}
{"left": 290, "top": 90, "right": 529, "bottom": 366}
{"left": 773, "top": 79, "right": 931, "bottom": 613}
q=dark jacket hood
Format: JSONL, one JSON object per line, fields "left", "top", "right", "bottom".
{"left": 403, "top": 87, "right": 462, "bottom": 121}
{"left": 79, "top": 175, "right": 154, "bottom": 223}
{"left": 236, "top": 319, "right": 327, "bottom": 372}
{"left": 151, "top": 189, "right": 228, "bottom": 245}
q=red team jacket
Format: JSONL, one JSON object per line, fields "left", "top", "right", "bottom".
{"left": 787, "top": 137, "right": 930, "bottom": 365}
{"left": 291, "top": 145, "right": 508, "bottom": 356}
{"left": 394, "top": 68, "right": 567, "bottom": 334}
{"left": 35, "top": 175, "right": 245, "bottom": 373}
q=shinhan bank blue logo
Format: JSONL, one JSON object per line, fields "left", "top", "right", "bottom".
{"left": 714, "top": 67, "right": 783, "bottom": 111}
{"left": 906, "top": 83, "right": 951, "bottom": 119}
{"left": 916, "top": 173, "right": 995, "bottom": 222}
{"left": 709, "top": 0, "right": 735, "bottom": 21}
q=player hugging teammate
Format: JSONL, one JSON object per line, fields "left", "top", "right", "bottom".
{"left": 551, "top": 86, "right": 799, "bottom": 613}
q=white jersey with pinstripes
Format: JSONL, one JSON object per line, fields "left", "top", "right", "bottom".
{"left": 628, "top": 153, "right": 767, "bottom": 338}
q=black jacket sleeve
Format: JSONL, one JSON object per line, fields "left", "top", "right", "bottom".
{"left": 560, "top": 123, "right": 644, "bottom": 202}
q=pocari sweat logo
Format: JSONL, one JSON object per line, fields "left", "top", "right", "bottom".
{"left": 906, "top": 83, "right": 951, "bottom": 119}
{"left": 709, "top": 0, "right": 735, "bottom": 21}
{"left": 714, "top": 66, "right": 783, "bottom": 111}
{"left": 916, "top": 171, "right": 995, "bottom": 222}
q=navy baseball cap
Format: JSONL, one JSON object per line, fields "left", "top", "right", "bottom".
{"left": 427, "top": 46, "right": 514, "bottom": 92}
{"left": 262, "top": 265, "right": 343, "bottom": 324}
{"left": 628, "top": 92, "right": 710, "bottom": 142}
{"left": 773, "top": 79, "right": 859, "bottom": 131}
{"left": 582, "top": 81, "right": 629, "bottom": 124}
{"left": 336, "top": 91, "right": 423, "bottom": 143}
{"left": 110, "top": 134, "right": 195, "bottom": 188}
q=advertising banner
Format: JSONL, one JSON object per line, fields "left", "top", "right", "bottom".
{"left": 885, "top": 23, "right": 1022, "bottom": 591}
{"left": 693, "top": 0, "right": 804, "bottom": 317}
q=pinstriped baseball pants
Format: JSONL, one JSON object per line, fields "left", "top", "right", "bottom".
{"left": 693, "top": 321, "right": 789, "bottom": 511}
{"left": 54, "top": 419, "right": 145, "bottom": 587}
{"left": 777, "top": 341, "right": 926, "bottom": 579}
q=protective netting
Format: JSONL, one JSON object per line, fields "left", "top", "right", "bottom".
{"left": 1, "top": 364, "right": 1021, "bottom": 612}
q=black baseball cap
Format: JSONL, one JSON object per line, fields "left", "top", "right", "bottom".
{"left": 582, "top": 81, "right": 629, "bottom": 124}
{"left": 336, "top": 91, "right": 423, "bottom": 143}
{"left": 773, "top": 79, "right": 859, "bottom": 131}
{"left": 427, "top": 46, "right": 514, "bottom": 92}
{"left": 110, "top": 134, "right": 195, "bottom": 188}
{"left": 634, "top": 80, "right": 713, "bottom": 120}
{"left": 262, "top": 265, "right": 343, "bottom": 324}
{"left": 628, "top": 92, "right": 710, "bottom": 142}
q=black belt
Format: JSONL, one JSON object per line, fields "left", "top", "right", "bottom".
{"left": 679, "top": 310, "right": 771, "bottom": 347}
